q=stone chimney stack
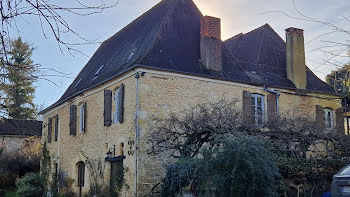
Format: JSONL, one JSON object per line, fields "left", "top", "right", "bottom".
{"left": 200, "top": 16, "right": 222, "bottom": 72}
{"left": 286, "top": 27, "right": 307, "bottom": 90}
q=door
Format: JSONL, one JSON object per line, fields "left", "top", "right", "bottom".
{"left": 110, "top": 160, "right": 124, "bottom": 197}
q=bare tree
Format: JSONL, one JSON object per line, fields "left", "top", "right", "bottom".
{"left": 148, "top": 99, "right": 241, "bottom": 158}
{"left": 262, "top": 0, "right": 349, "bottom": 76}
{"left": 147, "top": 99, "right": 350, "bottom": 196}
{"left": 0, "top": 0, "right": 118, "bottom": 83}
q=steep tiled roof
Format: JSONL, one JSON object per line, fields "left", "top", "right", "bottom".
{"left": 224, "top": 24, "right": 335, "bottom": 94}
{"left": 0, "top": 119, "right": 42, "bottom": 136}
{"left": 41, "top": 0, "right": 336, "bottom": 113}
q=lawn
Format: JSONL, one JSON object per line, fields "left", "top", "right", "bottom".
{"left": 4, "top": 188, "right": 17, "bottom": 197}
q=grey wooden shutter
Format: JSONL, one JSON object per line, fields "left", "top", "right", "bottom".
{"left": 70, "top": 105, "right": 77, "bottom": 136}
{"left": 104, "top": 90, "right": 112, "bottom": 126}
{"left": 118, "top": 84, "right": 125, "bottom": 123}
{"left": 54, "top": 115, "right": 59, "bottom": 141}
{"left": 316, "top": 105, "right": 325, "bottom": 129}
{"left": 335, "top": 107, "right": 344, "bottom": 135}
{"left": 267, "top": 93, "right": 277, "bottom": 122}
{"left": 242, "top": 91, "right": 253, "bottom": 124}
{"left": 48, "top": 118, "right": 52, "bottom": 143}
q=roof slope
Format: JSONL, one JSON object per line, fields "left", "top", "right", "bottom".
{"left": 0, "top": 119, "right": 42, "bottom": 136}
{"left": 42, "top": 0, "right": 335, "bottom": 113}
{"left": 224, "top": 24, "right": 335, "bottom": 94}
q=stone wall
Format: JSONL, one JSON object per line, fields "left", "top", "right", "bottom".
{"left": 136, "top": 70, "right": 341, "bottom": 196}
{"left": 43, "top": 71, "right": 137, "bottom": 196}
{"left": 42, "top": 68, "right": 342, "bottom": 196}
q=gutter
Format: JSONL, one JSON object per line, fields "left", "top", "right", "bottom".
{"left": 134, "top": 72, "right": 140, "bottom": 197}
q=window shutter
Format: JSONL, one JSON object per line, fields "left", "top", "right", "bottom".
{"left": 104, "top": 90, "right": 112, "bottom": 126}
{"left": 48, "top": 118, "right": 52, "bottom": 143}
{"left": 83, "top": 102, "right": 87, "bottom": 132}
{"left": 118, "top": 84, "right": 125, "bottom": 123}
{"left": 242, "top": 91, "right": 253, "bottom": 124}
{"left": 54, "top": 115, "right": 59, "bottom": 141}
{"left": 316, "top": 105, "right": 325, "bottom": 129}
{"left": 267, "top": 93, "right": 277, "bottom": 122}
{"left": 70, "top": 105, "right": 77, "bottom": 136}
{"left": 335, "top": 107, "right": 344, "bottom": 135}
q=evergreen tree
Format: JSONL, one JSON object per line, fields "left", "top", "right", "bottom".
{"left": 2, "top": 37, "right": 37, "bottom": 119}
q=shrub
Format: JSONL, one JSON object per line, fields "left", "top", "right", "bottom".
{"left": 16, "top": 173, "right": 44, "bottom": 197}
{"left": 162, "top": 136, "right": 281, "bottom": 197}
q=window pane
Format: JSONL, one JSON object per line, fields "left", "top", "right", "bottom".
{"left": 257, "top": 111, "right": 263, "bottom": 124}
{"left": 79, "top": 105, "right": 84, "bottom": 133}
{"left": 114, "top": 89, "right": 120, "bottom": 123}
{"left": 251, "top": 97, "right": 255, "bottom": 106}
{"left": 257, "top": 97, "right": 262, "bottom": 106}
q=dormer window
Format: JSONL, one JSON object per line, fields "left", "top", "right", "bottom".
{"left": 95, "top": 65, "right": 105, "bottom": 77}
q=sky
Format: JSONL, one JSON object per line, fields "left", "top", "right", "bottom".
{"left": 13, "top": 0, "right": 350, "bottom": 109}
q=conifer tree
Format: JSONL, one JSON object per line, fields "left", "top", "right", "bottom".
{"left": 2, "top": 37, "right": 37, "bottom": 119}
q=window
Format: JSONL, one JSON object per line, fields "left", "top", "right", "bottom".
{"left": 77, "top": 161, "right": 85, "bottom": 187}
{"left": 324, "top": 108, "right": 334, "bottom": 129}
{"left": 79, "top": 103, "right": 86, "bottom": 133}
{"left": 48, "top": 118, "right": 53, "bottom": 143}
{"left": 251, "top": 94, "right": 265, "bottom": 125}
{"left": 75, "top": 78, "right": 83, "bottom": 88}
{"left": 94, "top": 65, "right": 104, "bottom": 77}
{"left": 345, "top": 116, "right": 350, "bottom": 135}
{"left": 113, "top": 88, "right": 122, "bottom": 124}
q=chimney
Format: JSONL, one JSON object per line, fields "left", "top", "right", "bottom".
{"left": 285, "top": 27, "right": 307, "bottom": 90}
{"left": 200, "top": 16, "right": 222, "bottom": 72}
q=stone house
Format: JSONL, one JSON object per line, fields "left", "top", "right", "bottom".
{"left": 0, "top": 119, "right": 42, "bottom": 187}
{"left": 39, "top": 0, "right": 344, "bottom": 196}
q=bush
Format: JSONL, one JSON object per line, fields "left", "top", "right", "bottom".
{"left": 162, "top": 136, "right": 281, "bottom": 197}
{"left": 16, "top": 173, "right": 44, "bottom": 197}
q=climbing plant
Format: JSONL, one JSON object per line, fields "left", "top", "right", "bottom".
{"left": 40, "top": 142, "right": 51, "bottom": 194}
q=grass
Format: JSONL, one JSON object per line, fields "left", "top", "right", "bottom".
{"left": 4, "top": 188, "right": 17, "bottom": 197}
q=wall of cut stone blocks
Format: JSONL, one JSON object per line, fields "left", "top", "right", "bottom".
{"left": 43, "top": 68, "right": 342, "bottom": 196}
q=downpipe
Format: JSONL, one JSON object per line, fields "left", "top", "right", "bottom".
{"left": 134, "top": 72, "right": 140, "bottom": 197}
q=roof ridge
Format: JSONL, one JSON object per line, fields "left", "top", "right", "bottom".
{"left": 101, "top": 1, "right": 167, "bottom": 46}
{"left": 255, "top": 26, "right": 268, "bottom": 65}
{"left": 137, "top": 0, "right": 203, "bottom": 65}
{"left": 222, "top": 44, "right": 247, "bottom": 74}
{"left": 136, "top": 0, "right": 178, "bottom": 64}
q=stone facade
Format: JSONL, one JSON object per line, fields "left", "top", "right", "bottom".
{"left": 42, "top": 67, "right": 342, "bottom": 196}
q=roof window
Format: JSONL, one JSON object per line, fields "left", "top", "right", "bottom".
{"left": 75, "top": 78, "right": 83, "bottom": 88}
{"left": 95, "top": 65, "right": 105, "bottom": 77}
{"left": 125, "top": 48, "right": 137, "bottom": 62}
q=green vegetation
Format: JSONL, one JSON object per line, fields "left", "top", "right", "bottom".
{"left": 16, "top": 173, "right": 44, "bottom": 197}
{"left": 162, "top": 136, "right": 281, "bottom": 197}
{"left": 1, "top": 37, "right": 37, "bottom": 119}
{"left": 4, "top": 188, "right": 17, "bottom": 197}
{"left": 150, "top": 100, "right": 350, "bottom": 196}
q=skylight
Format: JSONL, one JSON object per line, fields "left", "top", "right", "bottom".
{"left": 95, "top": 65, "right": 105, "bottom": 77}
{"left": 75, "top": 78, "right": 83, "bottom": 88}
{"left": 125, "top": 48, "right": 137, "bottom": 62}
